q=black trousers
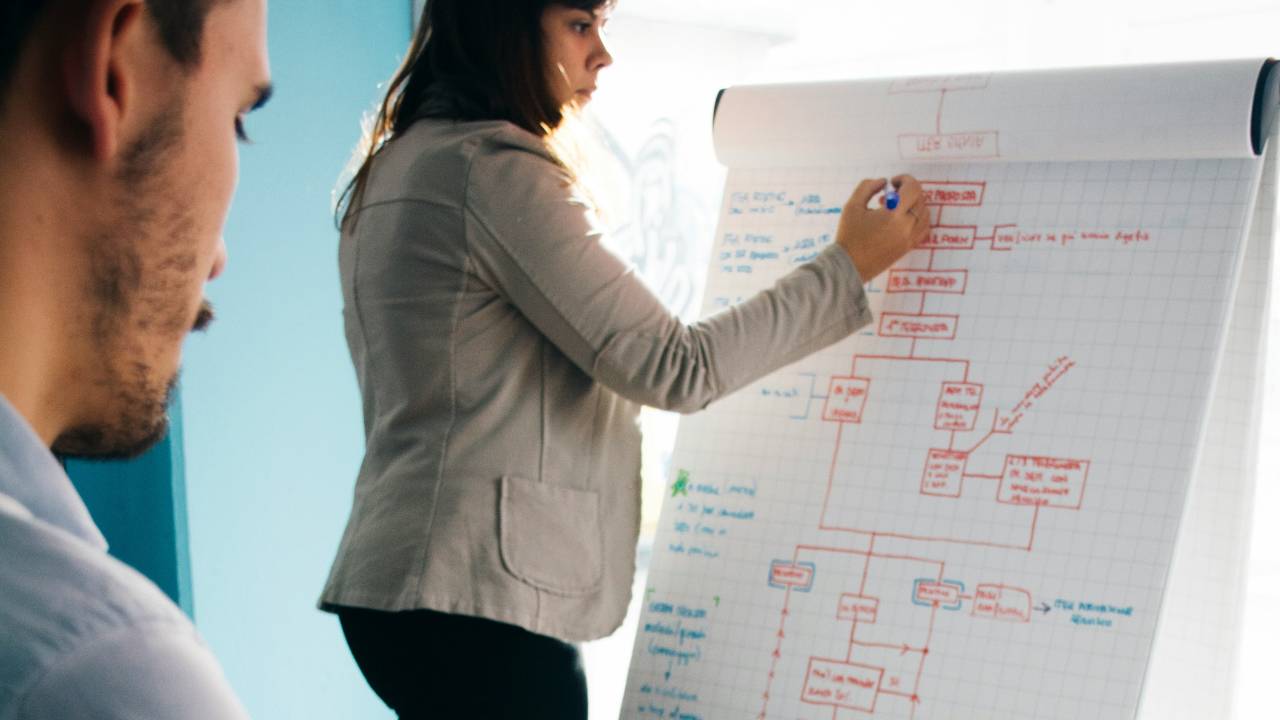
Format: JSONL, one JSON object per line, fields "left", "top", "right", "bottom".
{"left": 337, "top": 606, "right": 589, "bottom": 719}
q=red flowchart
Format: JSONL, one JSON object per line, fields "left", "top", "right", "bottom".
{"left": 631, "top": 59, "right": 1270, "bottom": 720}
{"left": 892, "top": 74, "right": 1000, "bottom": 162}
{"left": 758, "top": 178, "right": 1092, "bottom": 719}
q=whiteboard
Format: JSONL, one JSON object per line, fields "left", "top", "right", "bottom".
{"left": 622, "top": 59, "right": 1277, "bottom": 720}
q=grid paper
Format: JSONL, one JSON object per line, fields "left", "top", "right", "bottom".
{"left": 1138, "top": 109, "right": 1278, "bottom": 720}
{"left": 622, "top": 63, "right": 1274, "bottom": 720}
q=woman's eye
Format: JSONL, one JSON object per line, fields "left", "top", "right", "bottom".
{"left": 235, "top": 116, "right": 251, "bottom": 143}
{"left": 571, "top": 21, "right": 590, "bottom": 34}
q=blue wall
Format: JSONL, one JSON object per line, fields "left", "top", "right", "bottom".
{"left": 181, "top": 2, "right": 409, "bottom": 716}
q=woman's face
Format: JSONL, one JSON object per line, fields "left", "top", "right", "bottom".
{"left": 541, "top": 4, "right": 613, "bottom": 109}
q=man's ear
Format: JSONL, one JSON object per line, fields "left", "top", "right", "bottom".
{"left": 61, "top": 0, "right": 146, "bottom": 162}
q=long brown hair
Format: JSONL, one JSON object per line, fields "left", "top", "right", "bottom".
{"left": 336, "top": 0, "right": 613, "bottom": 228}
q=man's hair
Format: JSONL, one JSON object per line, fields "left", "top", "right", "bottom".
{"left": 0, "top": 0, "right": 223, "bottom": 104}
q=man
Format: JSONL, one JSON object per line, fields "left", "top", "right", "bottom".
{"left": 0, "top": 0, "right": 270, "bottom": 716}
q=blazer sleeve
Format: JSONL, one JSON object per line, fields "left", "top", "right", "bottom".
{"left": 463, "top": 130, "right": 874, "bottom": 413}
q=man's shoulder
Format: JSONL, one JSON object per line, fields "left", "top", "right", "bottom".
{"left": 0, "top": 511, "right": 217, "bottom": 717}
{"left": 0, "top": 505, "right": 186, "bottom": 636}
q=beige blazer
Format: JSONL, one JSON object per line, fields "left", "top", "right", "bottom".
{"left": 319, "top": 118, "right": 873, "bottom": 642}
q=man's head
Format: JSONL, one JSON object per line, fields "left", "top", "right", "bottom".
{"left": 3, "top": 1, "right": 223, "bottom": 101}
{"left": 0, "top": 0, "right": 271, "bottom": 459}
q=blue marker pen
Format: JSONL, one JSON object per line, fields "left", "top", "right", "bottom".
{"left": 884, "top": 178, "right": 900, "bottom": 210}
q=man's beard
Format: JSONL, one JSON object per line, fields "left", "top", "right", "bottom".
{"left": 52, "top": 104, "right": 207, "bottom": 461}
{"left": 53, "top": 376, "right": 179, "bottom": 460}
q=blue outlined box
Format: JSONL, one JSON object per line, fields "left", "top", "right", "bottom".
{"left": 912, "top": 578, "right": 965, "bottom": 611}
{"left": 769, "top": 560, "right": 816, "bottom": 591}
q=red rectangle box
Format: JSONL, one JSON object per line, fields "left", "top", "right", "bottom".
{"left": 972, "top": 585, "right": 1032, "bottom": 623}
{"left": 801, "top": 658, "right": 883, "bottom": 712}
{"left": 915, "top": 581, "right": 961, "bottom": 606}
{"left": 935, "top": 382, "right": 983, "bottom": 431}
{"left": 822, "top": 377, "right": 870, "bottom": 423}
{"left": 992, "top": 224, "right": 1018, "bottom": 251}
{"left": 920, "top": 449, "right": 967, "bottom": 497}
{"left": 879, "top": 314, "right": 958, "bottom": 340}
{"left": 920, "top": 182, "right": 986, "bottom": 207}
{"left": 997, "top": 455, "right": 1089, "bottom": 509}
{"left": 919, "top": 226, "right": 977, "bottom": 250}
{"left": 770, "top": 561, "right": 815, "bottom": 589}
{"left": 837, "top": 594, "right": 879, "bottom": 623}
{"left": 887, "top": 269, "right": 968, "bottom": 294}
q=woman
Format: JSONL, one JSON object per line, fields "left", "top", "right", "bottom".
{"left": 320, "top": 1, "right": 930, "bottom": 717}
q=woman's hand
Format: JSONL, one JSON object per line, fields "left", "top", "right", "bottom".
{"left": 835, "top": 175, "right": 931, "bottom": 282}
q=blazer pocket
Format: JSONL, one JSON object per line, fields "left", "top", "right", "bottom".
{"left": 499, "top": 475, "right": 604, "bottom": 597}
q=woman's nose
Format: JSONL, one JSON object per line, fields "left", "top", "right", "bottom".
{"left": 593, "top": 33, "right": 613, "bottom": 70}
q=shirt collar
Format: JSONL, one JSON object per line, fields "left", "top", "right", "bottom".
{"left": 0, "top": 394, "right": 107, "bottom": 550}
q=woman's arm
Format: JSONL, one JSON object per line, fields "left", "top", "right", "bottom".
{"left": 463, "top": 132, "right": 925, "bottom": 413}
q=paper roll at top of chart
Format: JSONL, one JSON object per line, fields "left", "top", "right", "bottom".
{"left": 622, "top": 58, "right": 1278, "bottom": 720}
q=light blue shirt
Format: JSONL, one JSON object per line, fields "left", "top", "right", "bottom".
{"left": 0, "top": 395, "right": 247, "bottom": 719}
